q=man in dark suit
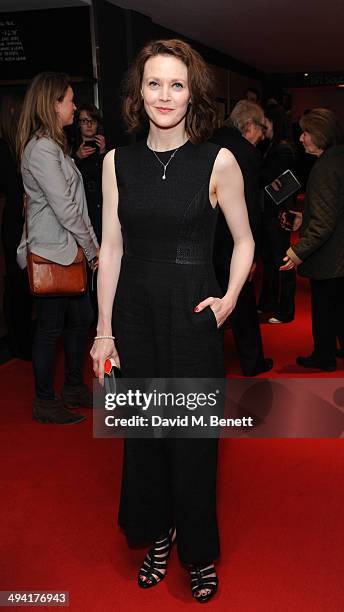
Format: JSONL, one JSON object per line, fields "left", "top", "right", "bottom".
{"left": 212, "top": 100, "right": 273, "bottom": 376}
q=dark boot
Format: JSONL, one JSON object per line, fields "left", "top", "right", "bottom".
{"left": 61, "top": 383, "right": 93, "bottom": 409}
{"left": 296, "top": 355, "right": 336, "bottom": 372}
{"left": 243, "top": 357, "right": 274, "bottom": 377}
{"left": 33, "top": 397, "right": 86, "bottom": 424}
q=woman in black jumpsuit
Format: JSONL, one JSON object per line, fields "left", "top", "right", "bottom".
{"left": 91, "top": 39, "right": 254, "bottom": 603}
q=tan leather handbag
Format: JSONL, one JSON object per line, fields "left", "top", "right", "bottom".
{"left": 24, "top": 195, "right": 87, "bottom": 297}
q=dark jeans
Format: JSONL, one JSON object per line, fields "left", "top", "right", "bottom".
{"left": 259, "top": 215, "right": 296, "bottom": 321}
{"left": 310, "top": 277, "right": 344, "bottom": 366}
{"left": 33, "top": 293, "right": 93, "bottom": 399}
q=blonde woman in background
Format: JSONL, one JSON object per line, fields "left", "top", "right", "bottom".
{"left": 17, "top": 72, "right": 99, "bottom": 424}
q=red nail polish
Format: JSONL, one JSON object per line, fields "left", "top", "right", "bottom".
{"left": 194, "top": 306, "right": 199, "bottom": 312}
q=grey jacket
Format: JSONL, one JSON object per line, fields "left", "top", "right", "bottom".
{"left": 17, "top": 136, "right": 99, "bottom": 269}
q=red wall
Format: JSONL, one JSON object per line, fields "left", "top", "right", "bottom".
{"left": 291, "top": 87, "right": 344, "bottom": 125}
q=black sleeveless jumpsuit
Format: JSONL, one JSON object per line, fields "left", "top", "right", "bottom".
{"left": 113, "top": 140, "right": 225, "bottom": 565}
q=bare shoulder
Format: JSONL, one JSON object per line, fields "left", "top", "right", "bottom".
{"left": 213, "top": 147, "right": 238, "bottom": 174}
{"left": 212, "top": 147, "right": 240, "bottom": 180}
{"left": 102, "top": 149, "right": 117, "bottom": 184}
{"left": 102, "top": 149, "right": 118, "bottom": 196}
{"left": 103, "top": 148, "right": 116, "bottom": 165}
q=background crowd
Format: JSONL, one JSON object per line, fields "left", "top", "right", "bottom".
{"left": 0, "top": 73, "right": 343, "bottom": 418}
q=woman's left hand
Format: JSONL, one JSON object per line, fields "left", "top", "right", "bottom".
{"left": 95, "top": 134, "right": 106, "bottom": 154}
{"left": 194, "top": 295, "right": 236, "bottom": 328}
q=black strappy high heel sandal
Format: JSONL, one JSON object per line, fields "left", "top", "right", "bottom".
{"left": 138, "top": 527, "right": 176, "bottom": 589}
{"left": 189, "top": 563, "right": 218, "bottom": 603}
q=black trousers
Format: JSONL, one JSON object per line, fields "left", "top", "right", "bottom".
{"left": 118, "top": 437, "right": 219, "bottom": 566}
{"left": 33, "top": 292, "right": 93, "bottom": 399}
{"left": 114, "top": 256, "right": 223, "bottom": 565}
{"left": 231, "top": 280, "right": 267, "bottom": 375}
{"left": 310, "top": 277, "right": 344, "bottom": 366}
{"left": 2, "top": 239, "right": 33, "bottom": 359}
{"left": 216, "top": 268, "right": 266, "bottom": 375}
{"left": 259, "top": 215, "right": 296, "bottom": 321}
{"left": 3, "top": 267, "right": 33, "bottom": 359}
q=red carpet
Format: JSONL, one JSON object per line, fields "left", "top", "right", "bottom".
{"left": 1, "top": 276, "right": 344, "bottom": 611}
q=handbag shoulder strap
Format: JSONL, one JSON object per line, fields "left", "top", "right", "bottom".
{"left": 23, "top": 192, "right": 29, "bottom": 245}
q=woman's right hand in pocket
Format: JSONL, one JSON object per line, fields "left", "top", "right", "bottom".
{"left": 90, "top": 338, "right": 121, "bottom": 382}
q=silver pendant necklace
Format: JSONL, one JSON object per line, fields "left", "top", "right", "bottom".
{"left": 148, "top": 143, "right": 182, "bottom": 180}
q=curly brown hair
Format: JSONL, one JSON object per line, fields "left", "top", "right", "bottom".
{"left": 122, "top": 39, "right": 217, "bottom": 144}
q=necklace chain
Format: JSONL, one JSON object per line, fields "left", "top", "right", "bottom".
{"left": 147, "top": 140, "right": 186, "bottom": 180}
